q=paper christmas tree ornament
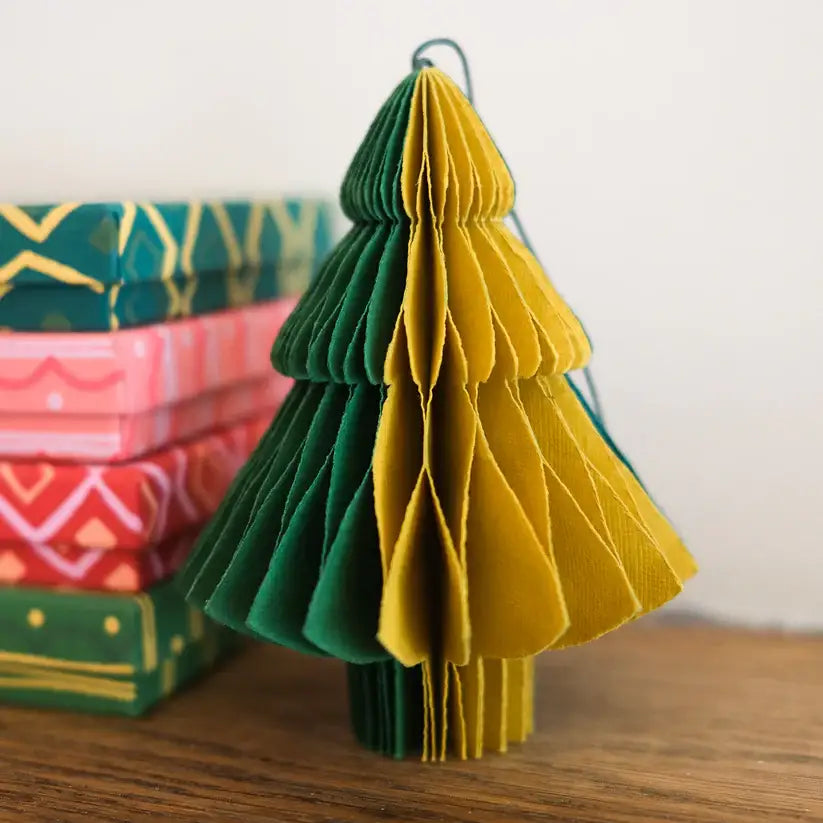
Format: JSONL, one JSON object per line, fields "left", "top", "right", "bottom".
{"left": 178, "top": 65, "right": 696, "bottom": 760}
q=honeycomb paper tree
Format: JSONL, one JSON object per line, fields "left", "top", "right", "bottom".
{"left": 178, "top": 65, "right": 696, "bottom": 761}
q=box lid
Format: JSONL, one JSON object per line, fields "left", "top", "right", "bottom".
{"left": 0, "top": 414, "right": 268, "bottom": 551}
{"left": 0, "top": 199, "right": 333, "bottom": 331}
{"left": 0, "top": 299, "right": 296, "bottom": 416}
{"left": 0, "top": 200, "right": 331, "bottom": 287}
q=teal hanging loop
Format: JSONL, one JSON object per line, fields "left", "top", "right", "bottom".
{"left": 412, "top": 37, "right": 474, "bottom": 103}
{"left": 410, "top": 37, "right": 605, "bottom": 424}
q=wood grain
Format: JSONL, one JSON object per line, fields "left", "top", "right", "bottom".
{"left": 0, "top": 622, "right": 820, "bottom": 823}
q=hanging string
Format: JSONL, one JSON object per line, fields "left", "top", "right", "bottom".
{"left": 412, "top": 37, "right": 474, "bottom": 102}
{"left": 410, "top": 37, "right": 605, "bottom": 424}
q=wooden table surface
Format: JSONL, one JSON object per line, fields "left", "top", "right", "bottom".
{"left": 0, "top": 621, "right": 820, "bottom": 823}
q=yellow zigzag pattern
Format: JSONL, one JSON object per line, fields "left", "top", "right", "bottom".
{"left": 0, "top": 203, "right": 80, "bottom": 242}
{"left": 211, "top": 202, "right": 251, "bottom": 306}
{"left": 118, "top": 202, "right": 137, "bottom": 255}
{"left": 141, "top": 202, "right": 193, "bottom": 318}
{"left": 0, "top": 250, "right": 105, "bottom": 292}
{"left": 0, "top": 204, "right": 102, "bottom": 294}
{"left": 270, "top": 200, "right": 319, "bottom": 295}
{"left": 0, "top": 201, "right": 323, "bottom": 321}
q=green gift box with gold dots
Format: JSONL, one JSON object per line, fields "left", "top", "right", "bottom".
{"left": 0, "top": 580, "right": 237, "bottom": 714}
{"left": 0, "top": 200, "right": 333, "bottom": 332}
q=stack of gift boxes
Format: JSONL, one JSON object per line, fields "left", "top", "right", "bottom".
{"left": 0, "top": 200, "right": 331, "bottom": 714}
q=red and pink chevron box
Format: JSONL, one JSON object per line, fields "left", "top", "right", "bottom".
{"left": 0, "top": 415, "right": 268, "bottom": 553}
{"left": 0, "top": 415, "right": 269, "bottom": 590}
{"left": 0, "top": 300, "right": 295, "bottom": 462}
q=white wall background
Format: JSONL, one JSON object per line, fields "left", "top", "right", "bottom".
{"left": 1, "top": 0, "right": 821, "bottom": 629}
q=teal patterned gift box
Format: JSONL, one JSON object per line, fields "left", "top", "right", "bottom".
{"left": 0, "top": 200, "right": 333, "bottom": 331}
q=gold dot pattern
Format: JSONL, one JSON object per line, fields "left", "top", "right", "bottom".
{"left": 27, "top": 608, "right": 45, "bottom": 628}
{"left": 103, "top": 616, "right": 121, "bottom": 636}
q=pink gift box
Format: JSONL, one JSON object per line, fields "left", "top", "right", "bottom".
{"left": 0, "top": 300, "right": 295, "bottom": 462}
